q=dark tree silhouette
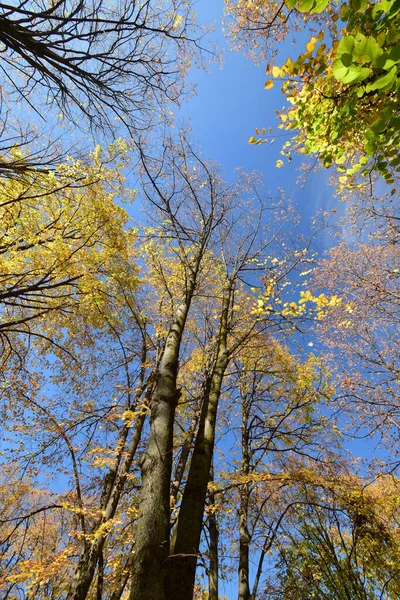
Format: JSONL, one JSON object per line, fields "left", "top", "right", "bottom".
{"left": 0, "top": 0, "right": 204, "bottom": 129}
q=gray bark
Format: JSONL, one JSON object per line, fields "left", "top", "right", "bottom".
{"left": 168, "top": 284, "right": 232, "bottom": 600}
{"left": 130, "top": 271, "right": 198, "bottom": 600}
{"left": 238, "top": 403, "right": 251, "bottom": 600}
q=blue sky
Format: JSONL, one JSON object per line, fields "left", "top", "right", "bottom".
{"left": 176, "top": 0, "right": 342, "bottom": 249}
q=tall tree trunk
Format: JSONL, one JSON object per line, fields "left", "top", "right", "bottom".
{"left": 130, "top": 271, "right": 198, "bottom": 600}
{"left": 96, "top": 549, "right": 104, "bottom": 600}
{"left": 168, "top": 283, "right": 232, "bottom": 600}
{"left": 66, "top": 411, "right": 146, "bottom": 600}
{"left": 170, "top": 397, "right": 202, "bottom": 511}
{"left": 238, "top": 401, "right": 251, "bottom": 600}
{"left": 66, "top": 336, "right": 152, "bottom": 600}
{"left": 252, "top": 535, "right": 270, "bottom": 600}
{"left": 238, "top": 505, "right": 251, "bottom": 600}
{"left": 208, "top": 461, "right": 219, "bottom": 600}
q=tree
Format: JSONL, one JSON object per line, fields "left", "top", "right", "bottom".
{"left": 0, "top": 142, "right": 135, "bottom": 367}
{"left": 231, "top": 346, "right": 333, "bottom": 600}
{"left": 275, "top": 475, "right": 400, "bottom": 599}
{"left": 0, "top": 0, "right": 204, "bottom": 131}
{"left": 0, "top": 0, "right": 211, "bottom": 191}
{"left": 0, "top": 467, "right": 74, "bottom": 599}
{"left": 131, "top": 134, "right": 316, "bottom": 600}
{"left": 1, "top": 125, "right": 327, "bottom": 600}
{"left": 311, "top": 241, "right": 400, "bottom": 466}
{"left": 223, "top": 0, "right": 328, "bottom": 65}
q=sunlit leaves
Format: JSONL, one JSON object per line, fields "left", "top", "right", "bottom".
{"left": 0, "top": 143, "right": 136, "bottom": 362}
{"left": 260, "top": 0, "right": 400, "bottom": 192}
{"left": 285, "top": 0, "right": 329, "bottom": 13}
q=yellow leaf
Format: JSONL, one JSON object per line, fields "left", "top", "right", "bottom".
{"left": 306, "top": 36, "right": 317, "bottom": 53}
{"left": 276, "top": 160, "right": 284, "bottom": 168}
{"left": 272, "top": 66, "right": 281, "bottom": 78}
{"left": 285, "top": 57, "right": 293, "bottom": 71}
{"left": 264, "top": 80, "right": 274, "bottom": 90}
{"left": 248, "top": 136, "right": 256, "bottom": 144}
{"left": 173, "top": 14, "right": 183, "bottom": 28}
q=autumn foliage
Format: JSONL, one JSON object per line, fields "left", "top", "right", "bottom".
{"left": 1, "top": 1, "right": 399, "bottom": 599}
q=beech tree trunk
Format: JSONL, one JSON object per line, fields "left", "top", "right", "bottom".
{"left": 238, "top": 405, "right": 251, "bottom": 600}
{"left": 168, "top": 284, "right": 232, "bottom": 600}
{"left": 130, "top": 272, "right": 198, "bottom": 600}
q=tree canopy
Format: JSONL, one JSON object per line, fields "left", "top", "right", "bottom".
{"left": 1, "top": 1, "right": 399, "bottom": 600}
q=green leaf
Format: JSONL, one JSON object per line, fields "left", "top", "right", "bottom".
{"left": 366, "top": 66, "right": 396, "bottom": 91}
{"left": 381, "top": 0, "right": 394, "bottom": 11}
{"left": 341, "top": 53, "right": 353, "bottom": 67}
{"left": 332, "top": 60, "right": 349, "bottom": 81}
{"left": 311, "top": 0, "right": 330, "bottom": 12}
{"left": 371, "top": 4, "right": 384, "bottom": 20}
{"left": 374, "top": 53, "right": 396, "bottom": 70}
{"left": 298, "top": 0, "right": 315, "bottom": 10}
{"left": 340, "top": 2, "right": 349, "bottom": 20}
{"left": 389, "top": 46, "right": 400, "bottom": 62}
{"left": 365, "top": 142, "right": 377, "bottom": 157}
{"left": 370, "top": 118, "right": 386, "bottom": 133}
{"left": 338, "top": 36, "right": 355, "bottom": 56}
{"left": 335, "top": 63, "right": 370, "bottom": 83}
{"left": 377, "top": 160, "right": 388, "bottom": 171}
{"left": 350, "top": 0, "right": 368, "bottom": 8}
{"left": 365, "top": 129, "right": 376, "bottom": 141}
{"left": 352, "top": 33, "right": 368, "bottom": 58}
{"left": 363, "top": 37, "right": 384, "bottom": 63}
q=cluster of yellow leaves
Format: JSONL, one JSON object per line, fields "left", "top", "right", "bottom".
{"left": 250, "top": 284, "right": 345, "bottom": 321}
{"left": 0, "top": 143, "right": 139, "bottom": 356}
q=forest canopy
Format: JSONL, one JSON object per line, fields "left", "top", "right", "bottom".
{"left": 0, "top": 1, "right": 399, "bottom": 600}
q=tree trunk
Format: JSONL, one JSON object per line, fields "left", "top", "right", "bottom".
{"left": 66, "top": 411, "right": 146, "bottom": 600}
{"left": 168, "top": 284, "right": 232, "bottom": 600}
{"left": 170, "top": 398, "right": 202, "bottom": 511}
{"left": 130, "top": 272, "right": 198, "bottom": 600}
{"left": 208, "top": 462, "right": 219, "bottom": 600}
{"left": 66, "top": 335, "right": 151, "bottom": 600}
{"left": 238, "top": 400, "right": 251, "bottom": 600}
{"left": 238, "top": 509, "right": 251, "bottom": 600}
